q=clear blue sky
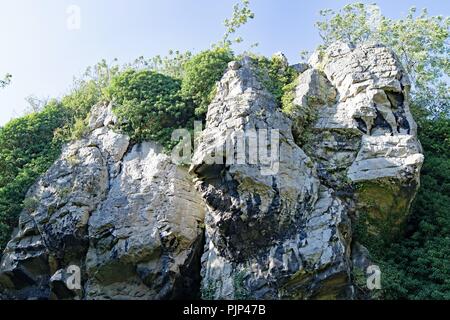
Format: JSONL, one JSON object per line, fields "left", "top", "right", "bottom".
{"left": 0, "top": 0, "right": 448, "bottom": 125}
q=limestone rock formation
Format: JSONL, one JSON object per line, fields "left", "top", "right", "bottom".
{"left": 0, "top": 42, "right": 423, "bottom": 300}
{"left": 302, "top": 42, "right": 424, "bottom": 237}
{"left": 0, "top": 104, "right": 206, "bottom": 300}
{"left": 190, "top": 43, "right": 423, "bottom": 299}
{"left": 190, "top": 57, "right": 352, "bottom": 299}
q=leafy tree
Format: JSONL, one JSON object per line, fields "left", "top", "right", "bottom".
{"left": 315, "top": 3, "right": 450, "bottom": 299}
{"left": 105, "top": 69, "right": 194, "bottom": 148}
{"left": 221, "top": 0, "right": 255, "bottom": 48}
{"left": 316, "top": 3, "right": 450, "bottom": 118}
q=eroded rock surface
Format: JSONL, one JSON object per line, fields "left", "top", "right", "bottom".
{"left": 0, "top": 103, "right": 206, "bottom": 300}
{"left": 0, "top": 42, "right": 423, "bottom": 300}
{"left": 301, "top": 43, "right": 423, "bottom": 237}
{"left": 190, "top": 57, "right": 352, "bottom": 299}
{"left": 190, "top": 43, "right": 423, "bottom": 300}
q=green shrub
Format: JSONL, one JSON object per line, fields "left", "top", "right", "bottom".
{"left": 281, "top": 77, "right": 299, "bottom": 115}
{"left": 252, "top": 54, "right": 298, "bottom": 106}
{"left": 181, "top": 47, "right": 234, "bottom": 118}
{"left": 359, "top": 116, "right": 450, "bottom": 299}
{"left": 105, "top": 69, "right": 194, "bottom": 149}
{"left": 71, "top": 117, "right": 89, "bottom": 140}
{"left": 62, "top": 81, "right": 103, "bottom": 121}
{"left": 0, "top": 101, "right": 70, "bottom": 188}
{"left": 0, "top": 101, "right": 69, "bottom": 250}
{"left": 63, "top": 59, "right": 119, "bottom": 121}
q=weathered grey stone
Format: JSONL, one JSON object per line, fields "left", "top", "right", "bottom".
{"left": 0, "top": 104, "right": 205, "bottom": 300}
{"left": 49, "top": 267, "right": 83, "bottom": 300}
{"left": 195, "top": 43, "right": 423, "bottom": 300}
{"left": 0, "top": 135, "right": 112, "bottom": 299}
{"left": 291, "top": 63, "right": 310, "bottom": 74}
{"left": 191, "top": 56, "right": 352, "bottom": 299}
{"left": 290, "top": 68, "right": 337, "bottom": 142}
{"left": 85, "top": 141, "right": 206, "bottom": 300}
{"left": 292, "top": 42, "right": 423, "bottom": 248}
{"left": 0, "top": 42, "right": 423, "bottom": 301}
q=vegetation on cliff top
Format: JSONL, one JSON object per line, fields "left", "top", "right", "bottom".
{"left": 0, "top": 1, "right": 449, "bottom": 301}
{"left": 316, "top": 2, "right": 449, "bottom": 299}
{"left": 0, "top": 0, "right": 252, "bottom": 253}
{"left": 0, "top": 74, "right": 11, "bottom": 89}
{"left": 106, "top": 69, "right": 193, "bottom": 149}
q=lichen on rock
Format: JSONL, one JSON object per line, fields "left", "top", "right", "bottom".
{"left": 0, "top": 103, "right": 206, "bottom": 300}
{"left": 0, "top": 42, "right": 424, "bottom": 300}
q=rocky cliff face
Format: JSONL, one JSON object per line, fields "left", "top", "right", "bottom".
{"left": 190, "top": 57, "right": 352, "bottom": 299}
{"left": 0, "top": 43, "right": 423, "bottom": 300}
{"left": 305, "top": 43, "right": 423, "bottom": 239}
{"left": 0, "top": 104, "right": 206, "bottom": 299}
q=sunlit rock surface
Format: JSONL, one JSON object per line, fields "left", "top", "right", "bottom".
{"left": 0, "top": 42, "right": 423, "bottom": 300}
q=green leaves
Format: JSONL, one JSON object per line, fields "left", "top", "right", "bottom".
{"left": 316, "top": 4, "right": 450, "bottom": 118}
{"left": 125, "top": 51, "right": 193, "bottom": 80}
{"left": 107, "top": 69, "right": 194, "bottom": 149}
{"left": 63, "top": 59, "right": 120, "bottom": 120}
{"left": 316, "top": 3, "right": 374, "bottom": 47}
{"left": 249, "top": 54, "right": 298, "bottom": 108}
{"left": 0, "top": 101, "right": 70, "bottom": 251}
{"left": 222, "top": 0, "right": 255, "bottom": 48}
{"left": 181, "top": 47, "right": 234, "bottom": 118}
{"left": 94, "top": 43, "right": 240, "bottom": 153}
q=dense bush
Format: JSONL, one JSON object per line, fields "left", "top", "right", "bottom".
{"left": 105, "top": 69, "right": 195, "bottom": 149}
{"left": 0, "top": 102, "right": 71, "bottom": 250}
{"left": 181, "top": 47, "right": 234, "bottom": 118}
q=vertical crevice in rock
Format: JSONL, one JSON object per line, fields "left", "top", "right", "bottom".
{"left": 190, "top": 57, "right": 352, "bottom": 299}
{"left": 170, "top": 228, "right": 205, "bottom": 299}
